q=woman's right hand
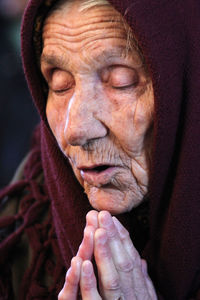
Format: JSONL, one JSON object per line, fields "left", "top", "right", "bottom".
{"left": 58, "top": 210, "right": 157, "bottom": 300}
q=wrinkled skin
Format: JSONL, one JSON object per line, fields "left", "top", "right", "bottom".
{"left": 42, "top": 1, "right": 154, "bottom": 215}
{"left": 41, "top": 0, "right": 156, "bottom": 299}
{"left": 58, "top": 210, "right": 158, "bottom": 300}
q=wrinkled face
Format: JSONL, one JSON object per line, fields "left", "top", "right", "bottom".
{"left": 41, "top": 1, "right": 154, "bottom": 214}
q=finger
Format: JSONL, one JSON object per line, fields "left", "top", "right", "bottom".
{"left": 145, "top": 276, "right": 158, "bottom": 300}
{"left": 77, "top": 225, "right": 95, "bottom": 260}
{"left": 80, "top": 260, "right": 102, "bottom": 300}
{"left": 86, "top": 210, "right": 99, "bottom": 228}
{"left": 99, "top": 212, "right": 135, "bottom": 262}
{"left": 76, "top": 210, "right": 98, "bottom": 260}
{"left": 142, "top": 260, "right": 158, "bottom": 299}
{"left": 94, "top": 228, "right": 121, "bottom": 300}
{"left": 58, "top": 257, "right": 82, "bottom": 300}
{"left": 113, "top": 216, "right": 152, "bottom": 299}
{"left": 98, "top": 212, "right": 136, "bottom": 299}
{"left": 112, "top": 216, "right": 141, "bottom": 264}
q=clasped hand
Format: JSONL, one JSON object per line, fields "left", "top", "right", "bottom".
{"left": 58, "top": 210, "right": 157, "bottom": 300}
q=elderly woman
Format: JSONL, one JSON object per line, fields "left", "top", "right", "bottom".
{"left": 0, "top": 0, "right": 200, "bottom": 299}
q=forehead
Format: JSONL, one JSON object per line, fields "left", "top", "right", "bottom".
{"left": 41, "top": 2, "right": 142, "bottom": 71}
{"left": 44, "top": 0, "right": 123, "bottom": 30}
{"left": 42, "top": 2, "right": 127, "bottom": 46}
{"left": 46, "top": 0, "right": 119, "bottom": 22}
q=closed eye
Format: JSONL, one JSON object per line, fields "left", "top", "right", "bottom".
{"left": 112, "top": 82, "right": 138, "bottom": 90}
{"left": 53, "top": 87, "right": 72, "bottom": 94}
{"left": 102, "top": 65, "right": 139, "bottom": 91}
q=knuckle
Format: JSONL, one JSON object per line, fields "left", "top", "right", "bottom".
{"left": 104, "top": 276, "right": 120, "bottom": 290}
{"left": 116, "top": 259, "right": 134, "bottom": 273}
{"left": 96, "top": 244, "right": 111, "bottom": 260}
{"left": 106, "top": 226, "right": 118, "bottom": 239}
{"left": 98, "top": 247, "right": 110, "bottom": 259}
{"left": 128, "top": 244, "right": 141, "bottom": 264}
{"left": 82, "top": 279, "right": 94, "bottom": 292}
{"left": 134, "top": 287, "right": 150, "bottom": 300}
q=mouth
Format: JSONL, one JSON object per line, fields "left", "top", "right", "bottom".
{"left": 82, "top": 165, "right": 111, "bottom": 172}
{"left": 78, "top": 164, "right": 119, "bottom": 187}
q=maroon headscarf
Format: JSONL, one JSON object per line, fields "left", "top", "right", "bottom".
{"left": 0, "top": 0, "right": 200, "bottom": 299}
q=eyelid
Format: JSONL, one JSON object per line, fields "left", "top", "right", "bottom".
{"left": 41, "top": 66, "right": 55, "bottom": 83}
{"left": 53, "top": 89, "right": 70, "bottom": 96}
{"left": 49, "top": 69, "right": 75, "bottom": 93}
{"left": 52, "top": 84, "right": 74, "bottom": 96}
{"left": 111, "top": 83, "right": 137, "bottom": 90}
{"left": 106, "top": 65, "right": 139, "bottom": 89}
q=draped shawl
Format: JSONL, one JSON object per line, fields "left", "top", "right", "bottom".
{"left": 0, "top": 0, "right": 200, "bottom": 299}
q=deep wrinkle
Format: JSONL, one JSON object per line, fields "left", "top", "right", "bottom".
{"left": 41, "top": 46, "right": 143, "bottom": 80}
{"left": 43, "top": 2, "right": 154, "bottom": 214}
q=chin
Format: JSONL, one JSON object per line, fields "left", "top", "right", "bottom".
{"left": 85, "top": 185, "right": 142, "bottom": 215}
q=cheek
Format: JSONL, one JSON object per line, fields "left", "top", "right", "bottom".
{"left": 133, "top": 101, "right": 154, "bottom": 134}
{"left": 110, "top": 96, "right": 154, "bottom": 155}
{"left": 46, "top": 99, "right": 66, "bottom": 146}
{"left": 131, "top": 85, "right": 154, "bottom": 134}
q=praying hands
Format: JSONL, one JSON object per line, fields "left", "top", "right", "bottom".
{"left": 58, "top": 210, "right": 157, "bottom": 300}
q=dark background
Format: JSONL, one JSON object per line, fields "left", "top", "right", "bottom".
{"left": 0, "top": 0, "right": 39, "bottom": 188}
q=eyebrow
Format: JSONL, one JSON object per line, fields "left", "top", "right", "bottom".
{"left": 40, "top": 46, "right": 133, "bottom": 70}
{"left": 40, "top": 54, "right": 68, "bottom": 69}
{"left": 94, "top": 47, "right": 131, "bottom": 61}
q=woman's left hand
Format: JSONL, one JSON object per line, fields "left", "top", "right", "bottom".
{"left": 58, "top": 210, "right": 157, "bottom": 300}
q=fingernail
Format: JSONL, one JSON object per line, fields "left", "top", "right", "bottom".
{"left": 82, "top": 261, "right": 93, "bottom": 276}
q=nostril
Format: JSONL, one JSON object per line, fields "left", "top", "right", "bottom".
{"left": 64, "top": 124, "right": 88, "bottom": 146}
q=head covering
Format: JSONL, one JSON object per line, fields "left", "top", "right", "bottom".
{"left": 0, "top": 0, "right": 200, "bottom": 299}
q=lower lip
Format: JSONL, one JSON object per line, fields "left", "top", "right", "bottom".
{"left": 80, "top": 167, "right": 117, "bottom": 187}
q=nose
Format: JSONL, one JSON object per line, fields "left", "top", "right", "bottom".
{"left": 64, "top": 90, "right": 107, "bottom": 146}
